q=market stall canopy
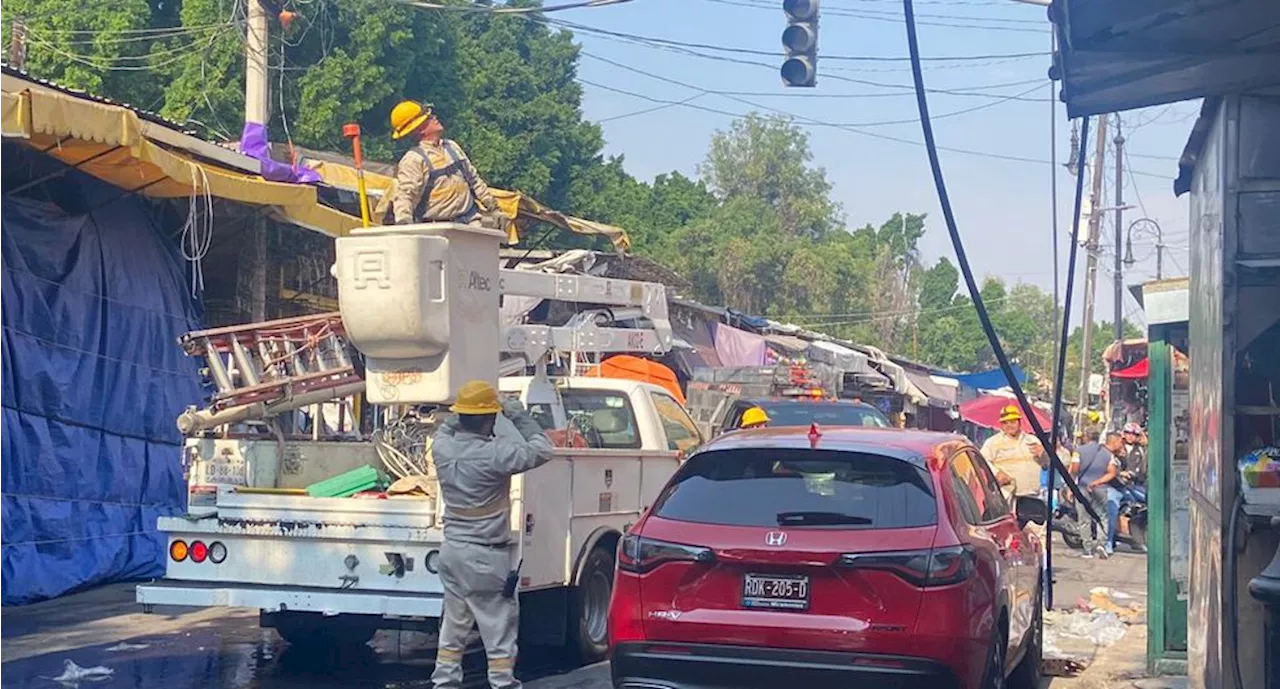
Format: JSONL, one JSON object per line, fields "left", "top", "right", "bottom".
{"left": 806, "top": 340, "right": 870, "bottom": 374}
{"left": 1112, "top": 358, "right": 1149, "bottom": 379}
{"left": 714, "top": 323, "right": 767, "bottom": 367}
{"left": 904, "top": 368, "right": 959, "bottom": 408}
{"left": 762, "top": 333, "right": 810, "bottom": 355}
{"left": 959, "top": 395, "right": 1053, "bottom": 434}
{"left": 1, "top": 75, "right": 357, "bottom": 236}
{"left": 1050, "top": 0, "right": 1280, "bottom": 117}
{"left": 947, "top": 365, "right": 1026, "bottom": 391}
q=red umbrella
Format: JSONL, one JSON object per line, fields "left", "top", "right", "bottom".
{"left": 1111, "top": 357, "right": 1148, "bottom": 379}
{"left": 958, "top": 395, "right": 1053, "bottom": 434}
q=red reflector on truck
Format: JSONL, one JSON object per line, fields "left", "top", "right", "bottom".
{"left": 190, "top": 541, "right": 209, "bottom": 563}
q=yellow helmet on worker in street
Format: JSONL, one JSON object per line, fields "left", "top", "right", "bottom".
{"left": 999, "top": 405, "right": 1023, "bottom": 423}
{"left": 450, "top": 380, "right": 502, "bottom": 415}
{"left": 390, "top": 100, "right": 434, "bottom": 140}
{"left": 741, "top": 406, "right": 770, "bottom": 429}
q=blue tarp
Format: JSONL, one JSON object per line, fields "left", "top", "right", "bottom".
{"left": 941, "top": 365, "right": 1027, "bottom": 391}
{"left": 2, "top": 163, "right": 203, "bottom": 605}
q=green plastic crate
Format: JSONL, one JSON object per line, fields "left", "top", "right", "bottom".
{"left": 306, "top": 465, "right": 382, "bottom": 498}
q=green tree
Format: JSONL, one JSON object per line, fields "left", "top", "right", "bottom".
{"left": 700, "top": 113, "right": 841, "bottom": 240}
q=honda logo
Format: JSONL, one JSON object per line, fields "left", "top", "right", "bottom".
{"left": 765, "top": 531, "right": 788, "bottom": 547}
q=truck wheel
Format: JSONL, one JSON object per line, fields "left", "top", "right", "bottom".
{"left": 570, "top": 546, "right": 614, "bottom": 664}
{"left": 272, "top": 613, "right": 377, "bottom": 649}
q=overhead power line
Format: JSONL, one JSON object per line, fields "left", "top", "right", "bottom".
{"left": 547, "top": 17, "right": 1053, "bottom": 101}
{"left": 704, "top": 0, "right": 1051, "bottom": 32}
{"left": 577, "top": 50, "right": 1169, "bottom": 178}
{"left": 394, "top": 0, "right": 633, "bottom": 13}
{"left": 550, "top": 17, "right": 1049, "bottom": 62}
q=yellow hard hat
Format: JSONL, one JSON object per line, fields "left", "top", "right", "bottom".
{"left": 390, "top": 100, "right": 434, "bottom": 140}
{"left": 999, "top": 404, "right": 1023, "bottom": 423}
{"left": 741, "top": 407, "right": 770, "bottom": 428}
{"left": 450, "top": 380, "right": 502, "bottom": 415}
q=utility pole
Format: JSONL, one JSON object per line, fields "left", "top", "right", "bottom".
{"left": 245, "top": 0, "right": 269, "bottom": 126}
{"left": 244, "top": 0, "right": 269, "bottom": 320}
{"left": 1076, "top": 114, "right": 1108, "bottom": 431}
{"left": 1049, "top": 29, "right": 1061, "bottom": 391}
{"left": 8, "top": 18, "right": 28, "bottom": 71}
{"left": 1113, "top": 120, "right": 1125, "bottom": 345}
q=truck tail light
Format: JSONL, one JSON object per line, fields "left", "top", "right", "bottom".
{"left": 209, "top": 541, "right": 227, "bottom": 564}
{"left": 170, "top": 540, "right": 189, "bottom": 562}
{"left": 190, "top": 541, "right": 209, "bottom": 563}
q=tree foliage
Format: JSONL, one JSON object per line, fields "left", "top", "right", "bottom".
{"left": 4, "top": 1, "right": 1140, "bottom": 392}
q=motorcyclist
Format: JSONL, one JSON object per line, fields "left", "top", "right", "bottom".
{"left": 1120, "top": 422, "right": 1148, "bottom": 500}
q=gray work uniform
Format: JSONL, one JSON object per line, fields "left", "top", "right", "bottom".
{"left": 430, "top": 405, "right": 554, "bottom": 689}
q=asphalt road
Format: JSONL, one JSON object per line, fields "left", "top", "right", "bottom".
{"left": 0, "top": 534, "right": 1147, "bottom": 689}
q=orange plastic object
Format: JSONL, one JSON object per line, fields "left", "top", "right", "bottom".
{"left": 546, "top": 428, "right": 589, "bottom": 448}
{"left": 584, "top": 355, "right": 684, "bottom": 405}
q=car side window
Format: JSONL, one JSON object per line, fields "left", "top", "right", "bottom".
{"left": 649, "top": 392, "right": 704, "bottom": 453}
{"left": 966, "top": 449, "right": 1012, "bottom": 520}
{"left": 951, "top": 450, "right": 1009, "bottom": 523}
{"left": 947, "top": 462, "right": 983, "bottom": 525}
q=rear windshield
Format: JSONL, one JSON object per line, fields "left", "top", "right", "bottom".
{"left": 652, "top": 448, "right": 936, "bottom": 529}
{"left": 760, "top": 401, "right": 890, "bottom": 428}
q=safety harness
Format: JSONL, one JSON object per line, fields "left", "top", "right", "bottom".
{"left": 405, "top": 139, "right": 480, "bottom": 223}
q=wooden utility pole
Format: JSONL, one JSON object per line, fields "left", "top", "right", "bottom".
{"left": 8, "top": 18, "right": 28, "bottom": 71}
{"left": 1076, "top": 114, "right": 1108, "bottom": 430}
{"left": 245, "top": 0, "right": 269, "bottom": 126}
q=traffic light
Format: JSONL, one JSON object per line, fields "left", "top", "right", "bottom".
{"left": 781, "top": 0, "right": 818, "bottom": 87}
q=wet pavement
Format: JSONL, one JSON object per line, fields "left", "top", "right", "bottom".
{"left": 0, "top": 584, "right": 577, "bottom": 689}
{"left": 1, "top": 533, "right": 1148, "bottom": 689}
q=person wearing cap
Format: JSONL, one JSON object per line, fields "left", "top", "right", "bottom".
{"left": 739, "top": 406, "right": 770, "bottom": 430}
{"left": 979, "top": 404, "right": 1048, "bottom": 502}
{"left": 386, "top": 100, "right": 507, "bottom": 230}
{"left": 430, "top": 380, "right": 554, "bottom": 689}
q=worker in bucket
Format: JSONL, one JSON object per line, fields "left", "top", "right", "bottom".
{"left": 740, "top": 406, "right": 770, "bottom": 430}
{"left": 430, "top": 380, "right": 554, "bottom": 689}
{"left": 388, "top": 100, "right": 510, "bottom": 232}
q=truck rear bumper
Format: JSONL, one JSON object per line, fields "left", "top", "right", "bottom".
{"left": 136, "top": 580, "right": 444, "bottom": 618}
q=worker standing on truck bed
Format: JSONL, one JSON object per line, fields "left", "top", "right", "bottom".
{"left": 388, "top": 100, "right": 507, "bottom": 230}
{"left": 430, "top": 380, "right": 554, "bottom": 689}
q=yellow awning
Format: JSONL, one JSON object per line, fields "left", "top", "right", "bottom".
{"left": 1, "top": 88, "right": 361, "bottom": 237}
{"left": 310, "top": 157, "right": 632, "bottom": 252}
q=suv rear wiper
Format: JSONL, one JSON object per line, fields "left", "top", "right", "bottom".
{"left": 776, "top": 511, "right": 873, "bottom": 526}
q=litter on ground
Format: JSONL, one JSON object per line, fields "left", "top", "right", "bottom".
{"left": 47, "top": 660, "right": 114, "bottom": 687}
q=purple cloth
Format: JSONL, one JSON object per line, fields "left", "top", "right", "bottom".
{"left": 714, "top": 323, "right": 767, "bottom": 367}
{"left": 238, "top": 122, "right": 322, "bottom": 184}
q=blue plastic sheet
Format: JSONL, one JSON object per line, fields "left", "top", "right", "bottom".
{"left": 2, "top": 165, "right": 203, "bottom": 605}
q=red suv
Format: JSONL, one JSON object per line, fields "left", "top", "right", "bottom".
{"left": 608, "top": 426, "right": 1047, "bottom": 689}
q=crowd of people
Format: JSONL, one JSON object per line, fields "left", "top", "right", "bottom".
{"left": 977, "top": 405, "right": 1149, "bottom": 558}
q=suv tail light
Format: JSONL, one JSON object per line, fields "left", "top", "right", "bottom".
{"left": 617, "top": 534, "right": 715, "bottom": 574}
{"left": 837, "top": 545, "right": 976, "bottom": 587}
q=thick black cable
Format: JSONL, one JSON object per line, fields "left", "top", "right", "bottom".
{"left": 901, "top": 0, "right": 1104, "bottom": 532}
{"left": 1045, "top": 114, "right": 1090, "bottom": 609}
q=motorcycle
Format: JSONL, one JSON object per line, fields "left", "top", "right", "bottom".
{"left": 1053, "top": 483, "right": 1148, "bottom": 552}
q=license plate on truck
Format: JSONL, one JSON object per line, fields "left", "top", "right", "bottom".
{"left": 203, "top": 460, "right": 246, "bottom": 485}
{"left": 742, "top": 573, "right": 809, "bottom": 610}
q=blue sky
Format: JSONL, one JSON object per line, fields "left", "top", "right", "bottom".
{"left": 554, "top": 0, "right": 1199, "bottom": 328}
